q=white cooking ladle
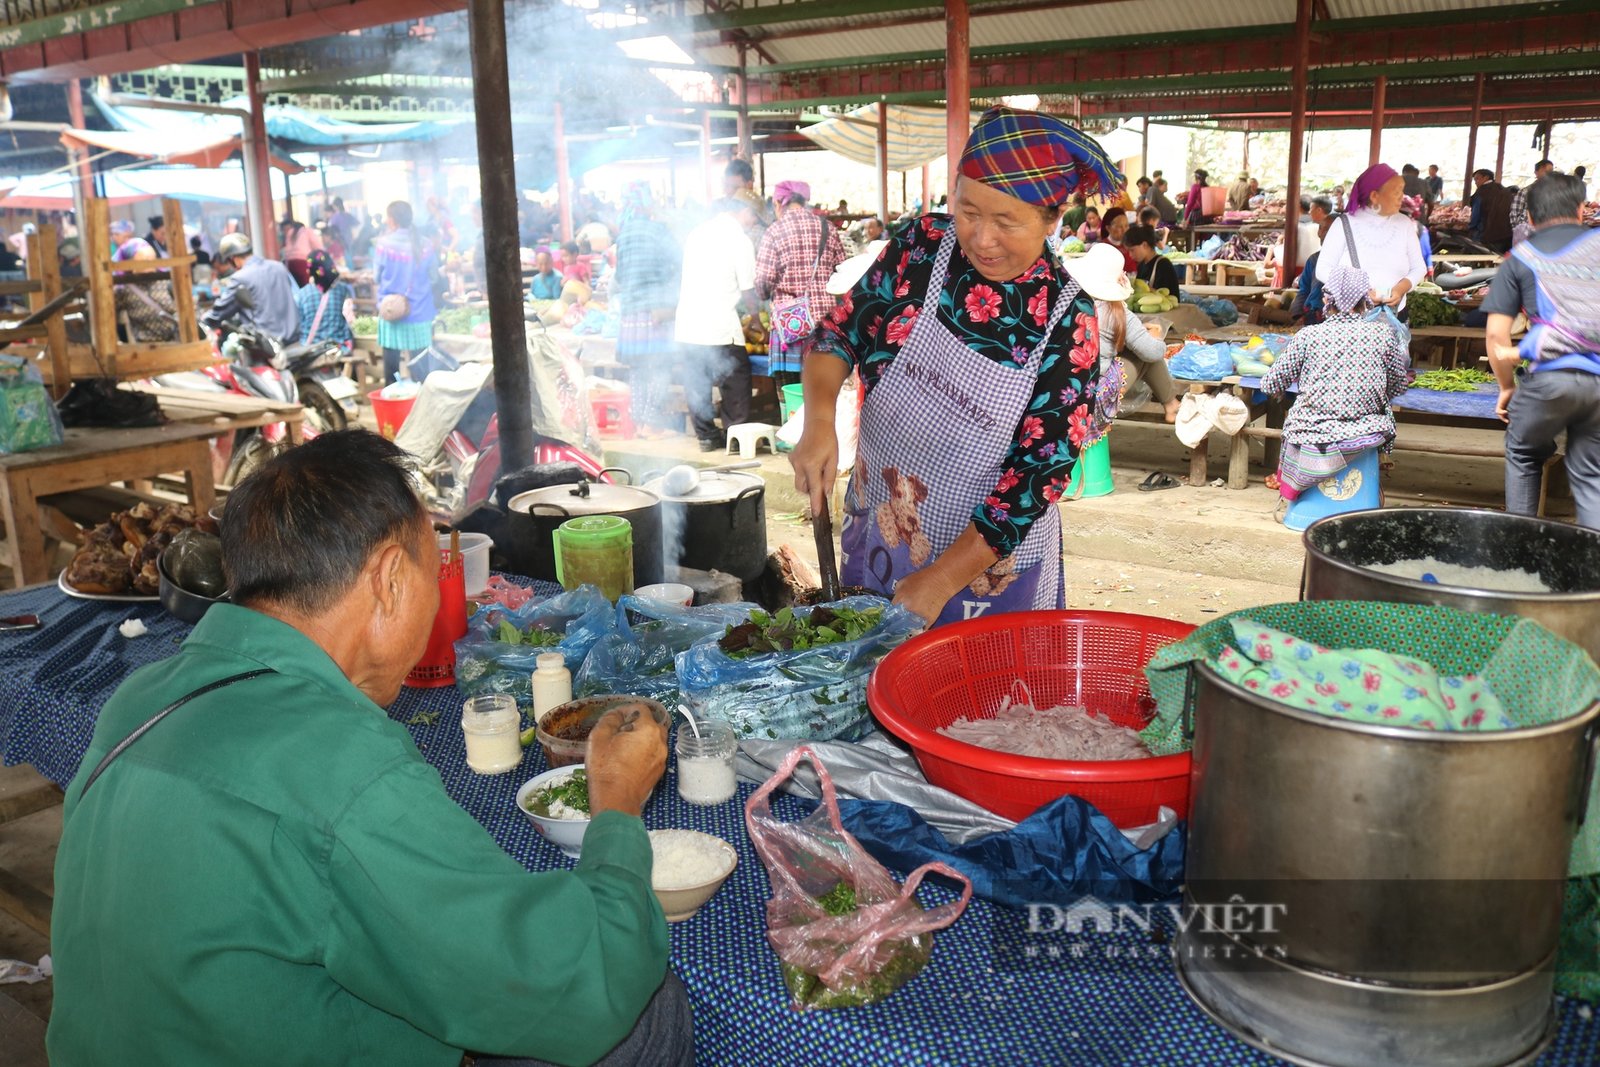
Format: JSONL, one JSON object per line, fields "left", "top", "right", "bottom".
{"left": 660, "top": 459, "right": 761, "bottom": 497}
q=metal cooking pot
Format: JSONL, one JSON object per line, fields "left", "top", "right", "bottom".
{"left": 643, "top": 469, "right": 767, "bottom": 581}
{"left": 503, "top": 473, "right": 664, "bottom": 589}
{"left": 1301, "top": 507, "right": 1600, "bottom": 663}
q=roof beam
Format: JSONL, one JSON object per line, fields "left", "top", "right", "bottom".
{"left": 616, "top": 0, "right": 1125, "bottom": 40}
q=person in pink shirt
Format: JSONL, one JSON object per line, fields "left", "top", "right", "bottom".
{"left": 1076, "top": 207, "right": 1102, "bottom": 244}
{"left": 279, "top": 217, "right": 324, "bottom": 287}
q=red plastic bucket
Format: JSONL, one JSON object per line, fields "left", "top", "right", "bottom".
{"left": 369, "top": 390, "right": 416, "bottom": 440}
{"left": 867, "top": 610, "right": 1196, "bottom": 826}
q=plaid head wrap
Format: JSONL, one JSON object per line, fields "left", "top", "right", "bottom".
{"left": 958, "top": 106, "right": 1125, "bottom": 207}
{"left": 1325, "top": 266, "right": 1372, "bottom": 314}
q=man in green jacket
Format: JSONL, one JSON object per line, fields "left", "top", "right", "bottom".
{"left": 47, "top": 431, "right": 689, "bottom": 1066}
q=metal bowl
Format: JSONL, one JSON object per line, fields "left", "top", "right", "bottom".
{"left": 156, "top": 551, "right": 229, "bottom": 625}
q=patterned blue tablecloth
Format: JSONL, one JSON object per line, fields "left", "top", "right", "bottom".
{"left": 3, "top": 582, "right": 1598, "bottom": 1065}
{"left": 1233, "top": 375, "right": 1502, "bottom": 422}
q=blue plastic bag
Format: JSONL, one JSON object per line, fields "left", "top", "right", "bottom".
{"left": 454, "top": 584, "right": 615, "bottom": 706}
{"left": 676, "top": 596, "right": 924, "bottom": 743}
{"left": 1365, "top": 304, "right": 1411, "bottom": 349}
{"left": 574, "top": 596, "right": 754, "bottom": 704}
{"left": 1168, "top": 342, "right": 1234, "bottom": 381}
{"left": 1197, "top": 234, "right": 1225, "bottom": 259}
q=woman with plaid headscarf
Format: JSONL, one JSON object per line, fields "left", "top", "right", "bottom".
{"left": 791, "top": 106, "right": 1121, "bottom": 626}
{"left": 1260, "top": 266, "right": 1411, "bottom": 501}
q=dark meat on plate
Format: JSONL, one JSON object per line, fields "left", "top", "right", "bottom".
{"left": 65, "top": 540, "right": 134, "bottom": 595}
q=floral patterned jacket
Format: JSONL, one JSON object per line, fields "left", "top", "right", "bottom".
{"left": 811, "top": 214, "right": 1100, "bottom": 556}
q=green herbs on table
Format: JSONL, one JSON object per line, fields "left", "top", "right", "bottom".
{"left": 351, "top": 315, "right": 379, "bottom": 337}
{"left": 522, "top": 769, "right": 590, "bottom": 818}
{"left": 718, "top": 606, "right": 885, "bottom": 658}
{"left": 1412, "top": 368, "right": 1494, "bottom": 392}
{"left": 1405, "top": 292, "right": 1461, "bottom": 328}
{"left": 436, "top": 307, "right": 490, "bottom": 335}
{"left": 779, "top": 885, "right": 933, "bottom": 1009}
{"left": 495, "top": 620, "right": 564, "bottom": 648}
{"left": 816, "top": 882, "right": 858, "bottom": 917}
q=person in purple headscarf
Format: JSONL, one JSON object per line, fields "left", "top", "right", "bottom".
{"left": 755, "top": 178, "right": 847, "bottom": 387}
{"left": 1261, "top": 265, "right": 1411, "bottom": 501}
{"left": 1315, "top": 162, "right": 1427, "bottom": 320}
{"left": 111, "top": 239, "right": 178, "bottom": 343}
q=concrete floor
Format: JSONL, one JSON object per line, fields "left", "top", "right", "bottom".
{"left": 0, "top": 396, "right": 1560, "bottom": 1059}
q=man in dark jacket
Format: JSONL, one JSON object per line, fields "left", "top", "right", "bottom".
{"left": 1469, "top": 169, "right": 1514, "bottom": 253}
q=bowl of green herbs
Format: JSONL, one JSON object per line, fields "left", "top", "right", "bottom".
{"left": 516, "top": 766, "right": 592, "bottom": 857}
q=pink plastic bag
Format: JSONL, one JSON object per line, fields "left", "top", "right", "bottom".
{"left": 744, "top": 746, "right": 972, "bottom": 1010}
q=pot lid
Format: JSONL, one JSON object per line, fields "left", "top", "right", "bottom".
{"left": 508, "top": 481, "right": 660, "bottom": 517}
{"left": 644, "top": 469, "right": 765, "bottom": 504}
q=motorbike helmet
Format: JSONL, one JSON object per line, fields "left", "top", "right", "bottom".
{"left": 216, "top": 233, "right": 253, "bottom": 262}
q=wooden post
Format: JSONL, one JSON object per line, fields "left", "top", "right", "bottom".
{"left": 553, "top": 100, "right": 574, "bottom": 245}
{"left": 1463, "top": 73, "right": 1484, "bottom": 201}
{"left": 163, "top": 199, "right": 199, "bottom": 344}
{"left": 921, "top": 163, "right": 930, "bottom": 214}
{"left": 945, "top": 0, "right": 970, "bottom": 202}
{"left": 64, "top": 80, "right": 93, "bottom": 222}
{"left": 468, "top": 0, "right": 536, "bottom": 473}
{"left": 736, "top": 47, "right": 753, "bottom": 162}
{"left": 1141, "top": 117, "right": 1150, "bottom": 178}
{"left": 877, "top": 99, "right": 891, "bottom": 225}
{"left": 244, "top": 53, "right": 278, "bottom": 259}
{"left": 1495, "top": 116, "right": 1509, "bottom": 180}
{"left": 1283, "top": 0, "right": 1313, "bottom": 282}
{"left": 25, "top": 226, "right": 68, "bottom": 398}
{"left": 1369, "top": 76, "right": 1386, "bottom": 167}
{"left": 85, "top": 197, "right": 117, "bottom": 364}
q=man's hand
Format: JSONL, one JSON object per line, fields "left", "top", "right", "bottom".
{"left": 1496, "top": 385, "right": 1516, "bottom": 424}
{"left": 584, "top": 704, "right": 667, "bottom": 818}
{"left": 790, "top": 422, "right": 839, "bottom": 518}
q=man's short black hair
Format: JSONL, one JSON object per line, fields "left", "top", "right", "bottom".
{"left": 148, "top": 216, "right": 165, "bottom": 231}
{"left": 222, "top": 431, "right": 428, "bottom": 616}
{"left": 1300, "top": 196, "right": 1312, "bottom": 212}
{"left": 725, "top": 158, "right": 754, "bottom": 183}
{"left": 1311, "top": 196, "right": 1333, "bottom": 215}
{"left": 1473, "top": 168, "right": 1494, "bottom": 181}
{"left": 1124, "top": 224, "right": 1158, "bottom": 249}
{"left": 1527, "top": 174, "right": 1585, "bottom": 225}
{"left": 1137, "top": 205, "right": 1160, "bottom": 224}
{"left": 1536, "top": 159, "right": 1555, "bottom": 171}
{"left": 1401, "top": 164, "right": 1418, "bottom": 175}
{"left": 1136, "top": 176, "right": 1151, "bottom": 187}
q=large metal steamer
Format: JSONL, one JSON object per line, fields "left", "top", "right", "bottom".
{"left": 1176, "top": 507, "right": 1600, "bottom": 1066}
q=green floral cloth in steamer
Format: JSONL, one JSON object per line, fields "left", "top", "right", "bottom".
{"left": 1213, "top": 619, "right": 1516, "bottom": 732}
{"left": 1136, "top": 600, "right": 1600, "bottom": 1001}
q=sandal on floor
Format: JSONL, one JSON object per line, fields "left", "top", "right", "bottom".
{"left": 1138, "top": 471, "right": 1184, "bottom": 492}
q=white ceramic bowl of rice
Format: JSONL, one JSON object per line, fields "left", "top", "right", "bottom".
{"left": 516, "top": 766, "right": 591, "bottom": 858}
{"left": 648, "top": 830, "right": 737, "bottom": 922}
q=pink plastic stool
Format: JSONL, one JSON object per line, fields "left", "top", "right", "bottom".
{"left": 588, "top": 391, "right": 636, "bottom": 438}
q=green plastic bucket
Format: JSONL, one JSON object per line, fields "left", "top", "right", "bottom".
{"left": 1067, "top": 436, "right": 1114, "bottom": 498}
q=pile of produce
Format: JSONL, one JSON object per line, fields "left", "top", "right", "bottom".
{"left": 494, "top": 619, "right": 565, "bottom": 647}
{"left": 436, "top": 306, "right": 491, "bottom": 335}
{"left": 1131, "top": 277, "right": 1178, "bottom": 315}
{"left": 351, "top": 315, "right": 378, "bottom": 337}
{"left": 939, "top": 695, "right": 1151, "bottom": 761}
{"left": 779, "top": 883, "right": 933, "bottom": 1010}
{"left": 1056, "top": 236, "right": 1086, "bottom": 255}
{"left": 1411, "top": 368, "right": 1494, "bottom": 392}
{"left": 64, "top": 503, "right": 216, "bottom": 595}
{"left": 1429, "top": 204, "right": 1472, "bottom": 230}
{"left": 1406, "top": 292, "right": 1461, "bottom": 328}
{"left": 718, "top": 605, "right": 885, "bottom": 657}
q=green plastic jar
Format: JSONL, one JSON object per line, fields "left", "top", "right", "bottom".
{"left": 553, "top": 515, "right": 635, "bottom": 602}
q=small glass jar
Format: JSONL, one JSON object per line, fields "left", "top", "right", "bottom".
{"left": 461, "top": 694, "right": 524, "bottom": 774}
{"left": 675, "top": 720, "right": 738, "bottom": 806}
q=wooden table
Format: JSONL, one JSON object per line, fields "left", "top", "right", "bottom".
{"left": 0, "top": 391, "right": 303, "bottom": 588}
{"left": 1434, "top": 253, "right": 1503, "bottom": 265}
{"left": 1180, "top": 260, "right": 1264, "bottom": 287}
{"left": 1183, "top": 284, "right": 1277, "bottom": 298}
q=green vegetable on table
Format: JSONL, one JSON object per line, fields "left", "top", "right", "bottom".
{"left": 1412, "top": 368, "right": 1494, "bottom": 392}
{"left": 495, "top": 619, "right": 564, "bottom": 647}
{"left": 436, "top": 306, "right": 490, "bottom": 335}
{"left": 779, "top": 886, "right": 933, "bottom": 1009}
{"left": 351, "top": 315, "right": 378, "bottom": 337}
{"left": 523, "top": 769, "right": 590, "bottom": 817}
{"left": 816, "top": 882, "right": 858, "bottom": 917}
{"left": 1405, "top": 292, "right": 1461, "bottom": 328}
{"left": 718, "top": 606, "right": 885, "bottom": 658}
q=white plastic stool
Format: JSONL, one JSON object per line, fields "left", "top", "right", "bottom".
{"left": 725, "top": 422, "right": 779, "bottom": 458}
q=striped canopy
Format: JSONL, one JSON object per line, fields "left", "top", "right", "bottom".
{"left": 799, "top": 104, "right": 967, "bottom": 171}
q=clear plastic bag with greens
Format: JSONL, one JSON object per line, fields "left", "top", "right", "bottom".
{"left": 676, "top": 596, "right": 922, "bottom": 742}
{"left": 453, "top": 584, "right": 615, "bottom": 706}
{"left": 745, "top": 746, "right": 971, "bottom": 1010}
{"left": 0, "top": 355, "right": 62, "bottom": 455}
{"left": 573, "top": 596, "right": 754, "bottom": 704}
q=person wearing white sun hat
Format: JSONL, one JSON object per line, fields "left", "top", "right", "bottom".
{"left": 1067, "top": 242, "right": 1181, "bottom": 427}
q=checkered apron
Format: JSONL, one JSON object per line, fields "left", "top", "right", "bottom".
{"left": 840, "top": 231, "right": 1075, "bottom": 625}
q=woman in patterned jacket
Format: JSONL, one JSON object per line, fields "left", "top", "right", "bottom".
{"left": 789, "top": 106, "right": 1121, "bottom": 627}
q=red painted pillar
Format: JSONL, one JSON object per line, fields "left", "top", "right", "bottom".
{"left": 1368, "top": 75, "right": 1386, "bottom": 168}
{"left": 553, "top": 101, "right": 573, "bottom": 244}
{"left": 1495, "top": 116, "right": 1508, "bottom": 180}
{"left": 945, "top": 0, "right": 969, "bottom": 203}
{"left": 1283, "top": 0, "right": 1312, "bottom": 277}
{"left": 1463, "top": 73, "right": 1484, "bottom": 200}
{"left": 244, "top": 52, "right": 278, "bottom": 259}
{"left": 877, "top": 100, "right": 891, "bottom": 224}
{"left": 736, "top": 49, "right": 753, "bottom": 162}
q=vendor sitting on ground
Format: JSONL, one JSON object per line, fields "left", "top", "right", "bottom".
{"left": 1076, "top": 205, "right": 1102, "bottom": 244}
{"left": 111, "top": 238, "right": 179, "bottom": 343}
{"left": 529, "top": 249, "right": 563, "bottom": 301}
{"left": 1071, "top": 242, "right": 1182, "bottom": 425}
{"left": 47, "top": 430, "right": 691, "bottom": 1067}
{"left": 1260, "top": 266, "right": 1410, "bottom": 501}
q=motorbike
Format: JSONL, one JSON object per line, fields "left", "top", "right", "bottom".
{"left": 217, "top": 321, "right": 359, "bottom": 435}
